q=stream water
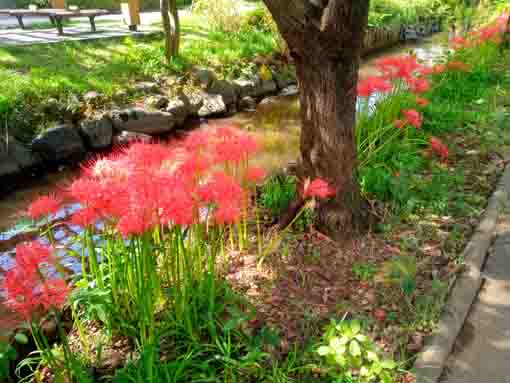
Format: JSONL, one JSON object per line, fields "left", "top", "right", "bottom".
{"left": 0, "top": 33, "right": 449, "bottom": 334}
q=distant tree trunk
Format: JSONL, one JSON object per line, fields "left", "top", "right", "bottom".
{"left": 262, "top": 0, "right": 370, "bottom": 240}
{"left": 169, "top": 0, "right": 180, "bottom": 56}
{"left": 161, "top": 0, "right": 180, "bottom": 61}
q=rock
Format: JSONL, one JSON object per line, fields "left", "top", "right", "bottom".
{"left": 144, "top": 95, "right": 169, "bottom": 110}
{"left": 208, "top": 80, "right": 238, "bottom": 106}
{"left": 79, "top": 117, "right": 113, "bottom": 150}
{"left": 280, "top": 85, "right": 299, "bottom": 96}
{"left": 191, "top": 67, "right": 217, "bottom": 88}
{"left": 165, "top": 96, "right": 191, "bottom": 125}
{"left": 113, "top": 131, "right": 152, "bottom": 146}
{"left": 42, "top": 98, "right": 61, "bottom": 117}
{"left": 83, "top": 91, "right": 102, "bottom": 106}
{"left": 403, "top": 26, "right": 419, "bottom": 41}
{"left": 113, "top": 90, "right": 128, "bottom": 101}
{"left": 239, "top": 96, "right": 257, "bottom": 111}
{"left": 110, "top": 108, "right": 177, "bottom": 136}
{"left": 274, "top": 72, "right": 297, "bottom": 90}
{"left": 0, "top": 135, "right": 41, "bottom": 177}
{"left": 259, "top": 80, "right": 278, "bottom": 96}
{"left": 184, "top": 92, "right": 206, "bottom": 116}
{"left": 31, "top": 124, "right": 86, "bottom": 165}
{"left": 133, "top": 81, "right": 160, "bottom": 94}
{"left": 233, "top": 76, "right": 261, "bottom": 98}
{"left": 197, "top": 93, "right": 227, "bottom": 117}
{"left": 234, "top": 76, "right": 277, "bottom": 98}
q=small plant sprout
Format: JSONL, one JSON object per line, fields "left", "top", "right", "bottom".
{"left": 317, "top": 319, "right": 397, "bottom": 383}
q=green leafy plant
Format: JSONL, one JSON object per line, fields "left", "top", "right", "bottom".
{"left": 259, "top": 175, "right": 298, "bottom": 216}
{"left": 0, "top": 340, "right": 17, "bottom": 381}
{"left": 379, "top": 256, "right": 417, "bottom": 296}
{"left": 317, "top": 319, "right": 397, "bottom": 383}
{"left": 352, "top": 262, "right": 378, "bottom": 282}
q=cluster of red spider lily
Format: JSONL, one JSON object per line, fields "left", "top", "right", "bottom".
{"left": 4, "top": 126, "right": 336, "bottom": 323}
{"left": 450, "top": 13, "right": 509, "bottom": 49}
{"left": 56, "top": 125, "right": 332, "bottom": 238}
{"left": 357, "top": 54, "right": 440, "bottom": 130}
{"left": 354, "top": 15, "right": 509, "bottom": 164}
{"left": 28, "top": 126, "right": 270, "bottom": 237}
{"left": 2, "top": 242, "right": 69, "bottom": 321}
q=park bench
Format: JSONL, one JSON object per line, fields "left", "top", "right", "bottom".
{"left": 0, "top": 8, "right": 110, "bottom": 35}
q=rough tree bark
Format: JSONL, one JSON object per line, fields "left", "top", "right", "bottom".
{"left": 161, "top": 0, "right": 180, "bottom": 61}
{"left": 262, "top": 0, "right": 370, "bottom": 240}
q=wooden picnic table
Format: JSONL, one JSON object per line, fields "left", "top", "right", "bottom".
{"left": 0, "top": 8, "right": 110, "bottom": 35}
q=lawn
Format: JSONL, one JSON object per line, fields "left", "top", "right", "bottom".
{"left": 0, "top": 11, "right": 276, "bottom": 140}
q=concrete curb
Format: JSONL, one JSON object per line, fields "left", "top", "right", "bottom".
{"left": 414, "top": 164, "right": 510, "bottom": 383}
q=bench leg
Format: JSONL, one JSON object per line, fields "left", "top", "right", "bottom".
{"left": 49, "top": 16, "right": 56, "bottom": 26}
{"left": 55, "top": 16, "right": 64, "bottom": 35}
{"left": 89, "top": 16, "right": 96, "bottom": 33}
{"left": 15, "top": 15, "right": 24, "bottom": 29}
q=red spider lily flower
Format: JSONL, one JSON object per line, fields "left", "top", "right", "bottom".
{"left": 478, "top": 25, "right": 501, "bottom": 42}
{"left": 406, "top": 77, "right": 431, "bottom": 94}
{"left": 213, "top": 205, "right": 242, "bottom": 225}
{"left": 69, "top": 207, "right": 100, "bottom": 227}
{"left": 84, "top": 156, "right": 132, "bottom": 182}
{"left": 159, "top": 187, "right": 197, "bottom": 227}
{"left": 116, "top": 206, "right": 158, "bottom": 237}
{"left": 40, "top": 279, "right": 70, "bottom": 311}
{"left": 68, "top": 177, "right": 127, "bottom": 219}
{"left": 417, "top": 66, "right": 434, "bottom": 77}
{"left": 432, "top": 64, "right": 446, "bottom": 74}
{"left": 402, "top": 109, "right": 423, "bottom": 129}
{"left": 246, "top": 167, "right": 267, "bottom": 183}
{"left": 125, "top": 141, "right": 172, "bottom": 170}
{"left": 357, "top": 76, "right": 393, "bottom": 97}
{"left": 393, "top": 119, "right": 407, "bottom": 129}
{"left": 181, "top": 129, "right": 211, "bottom": 153}
{"left": 415, "top": 97, "right": 430, "bottom": 107}
{"left": 373, "top": 309, "right": 386, "bottom": 321}
{"left": 175, "top": 155, "right": 211, "bottom": 182}
{"left": 1, "top": 268, "right": 40, "bottom": 320}
{"left": 15, "top": 241, "right": 53, "bottom": 274}
{"left": 303, "top": 178, "right": 336, "bottom": 199}
{"left": 27, "top": 194, "right": 61, "bottom": 220}
{"left": 213, "top": 127, "right": 259, "bottom": 164}
{"left": 429, "top": 137, "right": 449, "bottom": 160}
{"left": 450, "top": 36, "right": 469, "bottom": 49}
{"left": 497, "top": 13, "right": 509, "bottom": 29}
{"left": 447, "top": 61, "right": 471, "bottom": 72}
{"left": 375, "top": 55, "right": 421, "bottom": 80}
{"left": 198, "top": 172, "right": 244, "bottom": 224}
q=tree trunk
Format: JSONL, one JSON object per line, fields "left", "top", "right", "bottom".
{"left": 169, "top": 0, "right": 180, "bottom": 57}
{"left": 161, "top": 0, "right": 180, "bottom": 61}
{"left": 504, "top": 13, "right": 510, "bottom": 50}
{"left": 263, "top": 0, "right": 370, "bottom": 240}
{"left": 296, "top": 48, "right": 365, "bottom": 239}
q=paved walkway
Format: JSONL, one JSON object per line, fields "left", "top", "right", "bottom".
{"left": 441, "top": 210, "right": 510, "bottom": 383}
{"left": 0, "top": 11, "right": 162, "bottom": 46}
{"left": 0, "top": 24, "right": 160, "bottom": 46}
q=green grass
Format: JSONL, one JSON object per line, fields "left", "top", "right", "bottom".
{"left": 0, "top": 13, "right": 276, "bottom": 141}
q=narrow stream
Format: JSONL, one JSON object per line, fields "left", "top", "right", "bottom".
{"left": 0, "top": 33, "right": 449, "bottom": 334}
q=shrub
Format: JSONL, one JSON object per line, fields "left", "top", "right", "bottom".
{"left": 259, "top": 174, "right": 297, "bottom": 217}
{"left": 191, "top": 0, "right": 241, "bottom": 32}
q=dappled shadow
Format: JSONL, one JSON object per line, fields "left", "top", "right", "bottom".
{"left": 440, "top": 225, "right": 510, "bottom": 383}
{"left": 0, "top": 25, "right": 159, "bottom": 47}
